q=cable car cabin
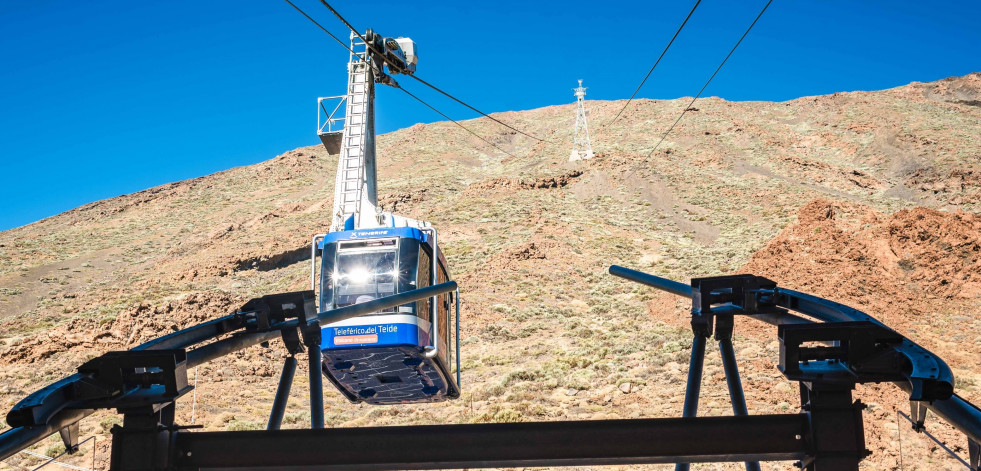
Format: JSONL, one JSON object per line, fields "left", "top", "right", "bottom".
{"left": 313, "top": 227, "right": 460, "bottom": 404}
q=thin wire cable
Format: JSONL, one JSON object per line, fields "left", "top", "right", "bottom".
{"left": 190, "top": 366, "right": 198, "bottom": 424}
{"left": 318, "top": 0, "right": 549, "bottom": 143}
{"left": 609, "top": 0, "right": 702, "bottom": 125}
{"left": 897, "top": 409, "right": 906, "bottom": 471}
{"left": 283, "top": 0, "right": 357, "bottom": 56}
{"left": 398, "top": 86, "right": 515, "bottom": 157}
{"left": 318, "top": 0, "right": 369, "bottom": 47}
{"left": 403, "top": 74, "right": 548, "bottom": 143}
{"left": 285, "top": 0, "right": 515, "bottom": 157}
{"left": 898, "top": 410, "right": 975, "bottom": 470}
{"left": 25, "top": 436, "right": 96, "bottom": 471}
{"left": 645, "top": 0, "right": 773, "bottom": 158}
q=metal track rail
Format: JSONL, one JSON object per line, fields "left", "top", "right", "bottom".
{"left": 609, "top": 265, "right": 981, "bottom": 453}
{"left": 0, "top": 282, "right": 458, "bottom": 461}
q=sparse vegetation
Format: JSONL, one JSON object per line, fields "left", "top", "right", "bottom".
{"left": 1, "top": 75, "right": 980, "bottom": 470}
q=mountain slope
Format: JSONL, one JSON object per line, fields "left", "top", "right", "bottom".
{"left": 1, "top": 73, "right": 980, "bottom": 470}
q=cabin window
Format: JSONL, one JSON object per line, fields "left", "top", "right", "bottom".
{"left": 333, "top": 249, "right": 398, "bottom": 312}
{"left": 437, "top": 263, "right": 451, "bottom": 364}
{"left": 319, "top": 242, "right": 337, "bottom": 312}
{"left": 416, "top": 246, "right": 432, "bottom": 319}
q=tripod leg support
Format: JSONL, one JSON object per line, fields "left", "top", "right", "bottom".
{"left": 675, "top": 334, "right": 708, "bottom": 471}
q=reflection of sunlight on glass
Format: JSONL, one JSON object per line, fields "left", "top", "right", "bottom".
{"left": 348, "top": 267, "right": 370, "bottom": 284}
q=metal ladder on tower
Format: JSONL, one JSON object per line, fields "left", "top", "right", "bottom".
{"left": 332, "top": 60, "right": 371, "bottom": 231}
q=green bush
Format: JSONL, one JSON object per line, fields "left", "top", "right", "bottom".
{"left": 226, "top": 420, "right": 264, "bottom": 431}
{"left": 44, "top": 443, "right": 66, "bottom": 458}
{"left": 492, "top": 409, "right": 523, "bottom": 423}
{"left": 99, "top": 416, "right": 122, "bottom": 432}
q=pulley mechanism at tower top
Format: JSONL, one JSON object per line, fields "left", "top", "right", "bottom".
{"left": 361, "top": 29, "right": 417, "bottom": 85}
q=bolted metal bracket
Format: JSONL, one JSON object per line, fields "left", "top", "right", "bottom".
{"left": 58, "top": 421, "right": 79, "bottom": 454}
{"left": 910, "top": 400, "right": 929, "bottom": 432}
{"left": 74, "top": 349, "right": 192, "bottom": 414}
{"left": 238, "top": 291, "right": 316, "bottom": 356}
{"left": 689, "top": 275, "right": 784, "bottom": 338}
{"left": 778, "top": 322, "right": 953, "bottom": 402}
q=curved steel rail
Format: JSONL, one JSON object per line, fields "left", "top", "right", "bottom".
{"left": 609, "top": 265, "right": 981, "bottom": 446}
{"left": 0, "top": 281, "right": 458, "bottom": 461}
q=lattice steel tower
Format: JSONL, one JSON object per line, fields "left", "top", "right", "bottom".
{"left": 570, "top": 79, "right": 594, "bottom": 161}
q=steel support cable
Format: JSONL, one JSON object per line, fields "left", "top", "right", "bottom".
{"left": 402, "top": 74, "right": 550, "bottom": 143}
{"left": 398, "top": 86, "right": 515, "bottom": 157}
{"left": 608, "top": 0, "right": 703, "bottom": 125}
{"left": 283, "top": 0, "right": 508, "bottom": 157}
{"left": 317, "top": 0, "right": 550, "bottom": 143}
{"left": 645, "top": 0, "right": 774, "bottom": 158}
{"left": 897, "top": 410, "right": 976, "bottom": 470}
{"left": 282, "top": 0, "right": 357, "bottom": 56}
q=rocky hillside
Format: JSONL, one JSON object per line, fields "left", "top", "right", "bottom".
{"left": 1, "top": 73, "right": 979, "bottom": 470}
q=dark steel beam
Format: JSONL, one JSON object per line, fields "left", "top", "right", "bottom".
{"left": 719, "top": 338, "right": 761, "bottom": 471}
{"left": 173, "top": 415, "right": 809, "bottom": 470}
{"left": 267, "top": 356, "right": 297, "bottom": 431}
{"left": 135, "top": 313, "right": 243, "bottom": 351}
{"left": 610, "top": 265, "right": 693, "bottom": 298}
{"left": 675, "top": 334, "right": 708, "bottom": 471}
{"left": 0, "top": 409, "right": 92, "bottom": 461}
{"left": 308, "top": 347, "right": 324, "bottom": 429}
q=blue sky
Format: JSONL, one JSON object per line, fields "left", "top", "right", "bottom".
{"left": 1, "top": 0, "right": 979, "bottom": 231}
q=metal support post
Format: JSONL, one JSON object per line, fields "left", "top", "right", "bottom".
{"left": 719, "top": 339, "right": 749, "bottom": 416}
{"left": 719, "top": 339, "right": 761, "bottom": 471}
{"left": 268, "top": 356, "right": 298, "bottom": 431}
{"left": 675, "top": 333, "right": 708, "bottom": 471}
{"left": 297, "top": 296, "right": 325, "bottom": 430}
{"left": 569, "top": 79, "right": 594, "bottom": 161}
{"left": 307, "top": 347, "right": 324, "bottom": 429}
{"left": 715, "top": 314, "right": 761, "bottom": 471}
{"left": 110, "top": 403, "right": 179, "bottom": 471}
{"left": 682, "top": 334, "right": 707, "bottom": 419}
{"left": 799, "top": 382, "right": 868, "bottom": 471}
{"left": 57, "top": 421, "right": 79, "bottom": 454}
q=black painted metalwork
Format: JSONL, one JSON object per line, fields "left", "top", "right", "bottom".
{"left": 267, "top": 356, "right": 297, "bottom": 431}
{"left": 308, "top": 346, "right": 325, "bottom": 429}
{"left": 4, "top": 266, "right": 980, "bottom": 471}
{"left": 719, "top": 337, "right": 761, "bottom": 471}
{"left": 970, "top": 437, "right": 979, "bottom": 471}
{"left": 110, "top": 414, "right": 809, "bottom": 470}
{"left": 0, "top": 281, "right": 458, "bottom": 461}
{"left": 676, "top": 333, "right": 706, "bottom": 471}
{"left": 677, "top": 276, "right": 764, "bottom": 471}
{"left": 610, "top": 265, "right": 981, "bottom": 471}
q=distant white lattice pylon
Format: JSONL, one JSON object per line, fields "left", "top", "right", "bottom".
{"left": 570, "top": 79, "right": 594, "bottom": 161}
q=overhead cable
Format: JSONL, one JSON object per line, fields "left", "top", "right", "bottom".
{"left": 646, "top": 0, "right": 774, "bottom": 158}
{"left": 318, "top": 0, "right": 550, "bottom": 143}
{"left": 609, "top": 0, "right": 703, "bottom": 125}
{"left": 283, "top": 0, "right": 513, "bottom": 157}
{"left": 398, "top": 87, "right": 515, "bottom": 157}
{"left": 283, "top": 0, "right": 357, "bottom": 56}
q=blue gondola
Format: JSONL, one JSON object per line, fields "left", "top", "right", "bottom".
{"left": 309, "top": 30, "right": 460, "bottom": 404}
{"left": 311, "top": 225, "right": 460, "bottom": 404}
